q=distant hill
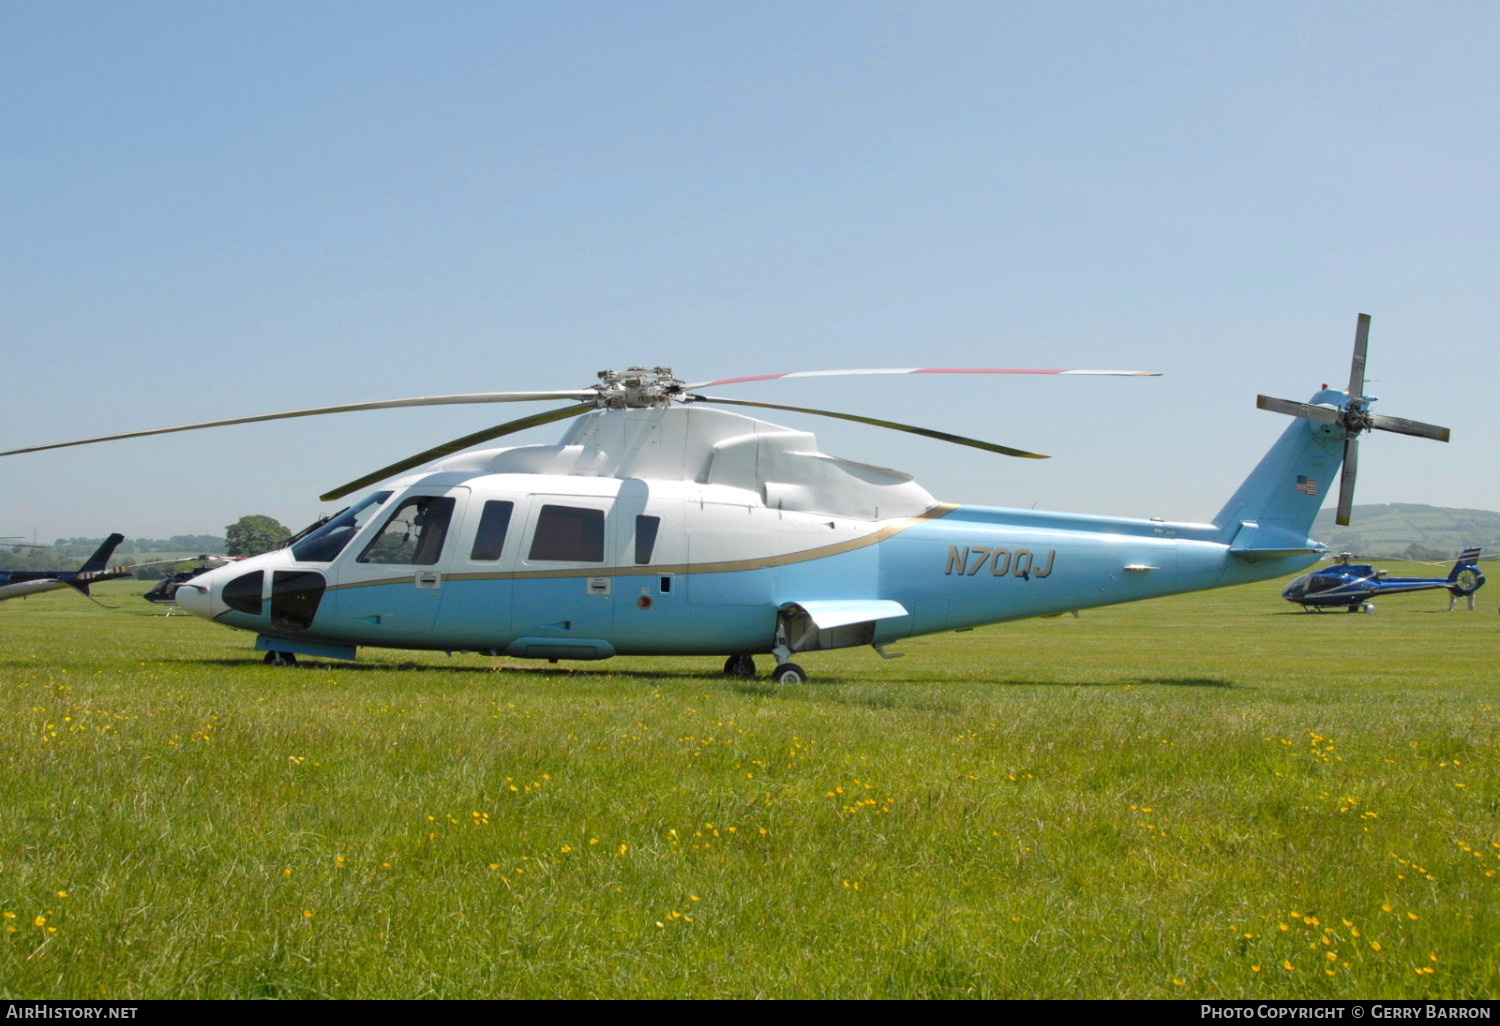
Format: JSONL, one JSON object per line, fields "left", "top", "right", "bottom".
{"left": 1311, "top": 504, "right": 1500, "bottom": 559}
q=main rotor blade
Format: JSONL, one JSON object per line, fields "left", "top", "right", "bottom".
{"left": 1347, "top": 313, "right": 1370, "bottom": 400}
{"left": 1256, "top": 395, "right": 1342, "bottom": 425}
{"left": 319, "top": 403, "right": 596, "bottom": 502}
{"left": 687, "top": 367, "right": 1159, "bottom": 389}
{"left": 1336, "top": 436, "right": 1359, "bottom": 526}
{"left": 692, "top": 395, "right": 1048, "bottom": 459}
{"left": 0, "top": 390, "right": 597, "bottom": 458}
{"left": 1369, "top": 413, "right": 1450, "bottom": 442}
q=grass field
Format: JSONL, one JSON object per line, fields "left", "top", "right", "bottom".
{"left": 1, "top": 569, "right": 1495, "bottom": 999}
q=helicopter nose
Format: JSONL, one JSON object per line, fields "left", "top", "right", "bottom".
{"left": 174, "top": 582, "right": 216, "bottom": 619}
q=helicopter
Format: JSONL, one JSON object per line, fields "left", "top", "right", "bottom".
{"left": 0, "top": 534, "right": 131, "bottom": 603}
{"left": 1282, "top": 547, "right": 1485, "bottom": 613}
{"left": 0, "top": 315, "right": 1453, "bottom": 681}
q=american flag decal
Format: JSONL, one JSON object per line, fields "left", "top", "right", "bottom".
{"left": 1295, "top": 475, "right": 1319, "bottom": 495}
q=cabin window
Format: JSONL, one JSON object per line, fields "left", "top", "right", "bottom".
{"left": 528, "top": 504, "right": 604, "bottom": 562}
{"left": 290, "top": 491, "right": 392, "bottom": 563}
{"left": 470, "top": 501, "right": 515, "bottom": 561}
{"left": 358, "top": 496, "right": 456, "bottom": 565}
{"left": 634, "top": 515, "right": 661, "bottom": 564}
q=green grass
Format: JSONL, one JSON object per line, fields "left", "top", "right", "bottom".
{"left": 1, "top": 570, "right": 1496, "bottom": 998}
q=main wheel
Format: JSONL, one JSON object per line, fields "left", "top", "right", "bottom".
{"left": 723, "top": 654, "right": 757, "bottom": 678}
{"left": 263, "top": 650, "right": 298, "bottom": 667}
{"left": 770, "top": 662, "right": 807, "bottom": 684}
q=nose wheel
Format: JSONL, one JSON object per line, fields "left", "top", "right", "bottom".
{"left": 263, "top": 650, "right": 298, "bottom": 667}
{"left": 722, "top": 654, "right": 757, "bottom": 678}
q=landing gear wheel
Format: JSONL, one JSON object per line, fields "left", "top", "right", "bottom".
{"left": 1362, "top": 602, "right": 1375, "bottom": 614}
{"left": 723, "top": 654, "right": 757, "bottom": 678}
{"left": 770, "top": 662, "right": 807, "bottom": 684}
{"left": 263, "top": 650, "right": 298, "bottom": 667}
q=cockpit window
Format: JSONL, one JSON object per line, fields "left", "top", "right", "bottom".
{"left": 358, "top": 496, "right": 456, "bottom": 566}
{"left": 290, "top": 492, "right": 393, "bottom": 563}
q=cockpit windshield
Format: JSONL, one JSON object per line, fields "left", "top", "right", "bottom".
{"left": 289, "top": 492, "right": 393, "bottom": 563}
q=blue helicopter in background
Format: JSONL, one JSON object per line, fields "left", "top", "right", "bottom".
{"left": 1282, "top": 547, "right": 1486, "bottom": 613}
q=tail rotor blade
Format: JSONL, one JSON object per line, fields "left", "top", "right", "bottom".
{"left": 320, "top": 403, "right": 596, "bottom": 502}
{"left": 1347, "top": 313, "right": 1370, "bottom": 400}
{"left": 1336, "top": 437, "right": 1359, "bottom": 526}
{"left": 1257, "top": 395, "right": 1342, "bottom": 425}
{"left": 1368, "top": 413, "right": 1450, "bottom": 442}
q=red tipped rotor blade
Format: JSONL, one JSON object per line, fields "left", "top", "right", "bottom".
{"left": 694, "top": 395, "right": 1047, "bottom": 459}
{"left": 687, "top": 367, "right": 1158, "bottom": 389}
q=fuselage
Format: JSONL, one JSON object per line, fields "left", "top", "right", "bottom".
{"left": 176, "top": 468, "right": 1319, "bottom": 661}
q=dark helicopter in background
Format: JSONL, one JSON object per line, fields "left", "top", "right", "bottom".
{"left": 0, "top": 534, "right": 131, "bottom": 603}
{"left": 1282, "top": 547, "right": 1485, "bottom": 613}
{"left": 142, "top": 555, "right": 240, "bottom": 613}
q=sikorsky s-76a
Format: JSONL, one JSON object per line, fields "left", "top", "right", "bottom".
{"left": 1, "top": 316, "right": 1451, "bottom": 681}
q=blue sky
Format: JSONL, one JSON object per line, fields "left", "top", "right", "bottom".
{"left": 2, "top": 1, "right": 1495, "bottom": 542}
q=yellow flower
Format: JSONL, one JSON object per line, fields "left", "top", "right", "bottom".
{"left": 1282, "top": 960, "right": 1295, "bottom": 972}
{"left": 33, "top": 916, "right": 46, "bottom": 928}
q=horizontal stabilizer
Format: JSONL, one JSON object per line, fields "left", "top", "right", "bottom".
{"left": 1227, "top": 521, "right": 1325, "bottom": 559}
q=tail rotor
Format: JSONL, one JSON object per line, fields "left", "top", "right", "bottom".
{"left": 1256, "top": 314, "right": 1450, "bottom": 526}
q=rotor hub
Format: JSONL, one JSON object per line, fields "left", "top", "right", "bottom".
{"left": 1341, "top": 401, "right": 1373, "bottom": 435}
{"left": 592, "top": 367, "right": 687, "bottom": 409}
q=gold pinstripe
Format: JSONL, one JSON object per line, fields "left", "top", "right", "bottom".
{"left": 326, "top": 503, "right": 960, "bottom": 593}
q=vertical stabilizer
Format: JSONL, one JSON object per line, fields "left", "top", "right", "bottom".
{"left": 1214, "top": 390, "right": 1346, "bottom": 553}
{"left": 79, "top": 533, "right": 125, "bottom": 575}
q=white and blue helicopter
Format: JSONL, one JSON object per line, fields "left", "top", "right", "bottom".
{"left": 1, "top": 315, "right": 1451, "bottom": 681}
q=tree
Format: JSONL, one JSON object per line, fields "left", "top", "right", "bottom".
{"left": 226, "top": 515, "right": 291, "bottom": 557}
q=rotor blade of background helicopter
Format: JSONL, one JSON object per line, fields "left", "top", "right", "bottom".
{"left": 687, "top": 367, "right": 1159, "bottom": 389}
{"left": 1347, "top": 313, "right": 1370, "bottom": 400}
{"left": 1336, "top": 436, "right": 1360, "bottom": 526}
{"left": 319, "top": 403, "right": 597, "bottom": 502}
{"left": 0, "top": 390, "right": 597, "bottom": 458}
{"left": 691, "top": 396, "right": 1048, "bottom": 459}
{"left": 1368, "top": 413, "right": 1451, "bottom": 442}
{"left": 1255, "top": 395, "right": 1343, "bottom": 424}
